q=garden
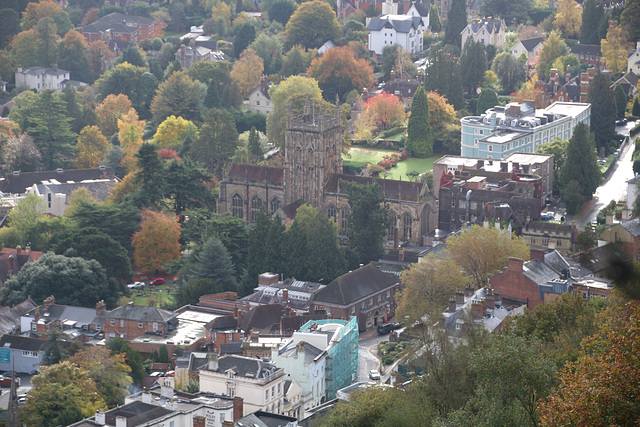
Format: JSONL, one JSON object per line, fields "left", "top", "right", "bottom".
{"left": 343, "top": 146, "right": 438, "bottom": 180}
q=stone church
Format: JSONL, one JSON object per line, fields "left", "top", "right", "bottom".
{"left": 217, "top": 104, "right": 437, "bottom": 246}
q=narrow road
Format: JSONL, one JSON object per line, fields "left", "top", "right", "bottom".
{"left": 571, "top": 121, "right": 636, "bottom": 229}
{"left": 358, "top": 332, "right": 384, "bottom": 382}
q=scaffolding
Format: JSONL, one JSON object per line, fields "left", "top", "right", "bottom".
{"left": 299, "top": 317, "right": 359, "bottom": 399}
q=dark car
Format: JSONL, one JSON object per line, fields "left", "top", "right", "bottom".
{"left": 149, "top": 278, "right": 165, "bottom": 286}
{"left": 616, "top": 118, "right": 628, "bottom": 126}
{"left": 377, "top": 323, "right": 401, "bottom": 335}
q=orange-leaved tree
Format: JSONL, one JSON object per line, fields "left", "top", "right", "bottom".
{"left": 132, "top": 209, "right": 181, "bottom": 271}
{"left": 353, "top": 92, "right": 405, "bottom": 140}
{"left": 96, "top": 93, "right": 133, "bottom": 138}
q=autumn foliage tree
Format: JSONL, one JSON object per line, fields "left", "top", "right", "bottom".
{"left": 601, "top": 20, "right": 632, "bottom": 74}
{"left": 230, "top": 48, "right": 264, "bottom": 100}
{"left": 150, "top": 71, "right": 206, "bottom": 124}
{"left": 354, "top": 92, "right": 405, "bottom": 140}
{"left": 153, "top": 115, "right": 198, "bottom": 150}
{"left": 75, "top": 125, "right": 109, "bottom": 168}
{"left": 553, "top": 0, "right": 583, "bottom": 38}
{"left": 117, "top": 108, "right": 145, "bottom": 173}
{"left": 96, "top": 94, "right": 133, "bottom": 138}
{"left": 132, "top": 209, "right": 181, "bottom": 271}
{"left": 307, "top": 46, "right": 374, "bottom": 102}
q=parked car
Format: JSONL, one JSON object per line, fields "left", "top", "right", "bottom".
{"left": 377, "top": 322, "right": 401, "bottom": 335}
{"left": 369, "top": 370, "right": 381, "bottom": 380}
{"left": 127, "top": 282, "right": 145, "bottom": 289}
{"left": 616, "top": 118, "right": 628, "bottom": 126}
{"left": 149, "top": 278, "right": 165, "bottom": 286}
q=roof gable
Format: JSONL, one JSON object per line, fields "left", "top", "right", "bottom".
{"left": 312, "top": 264, "right": 398, "bottom": 306}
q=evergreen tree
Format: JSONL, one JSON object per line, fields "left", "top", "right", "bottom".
{"left": 165, "top": 159, "right": 215, "bottom": 217}
{"left": 424, "top": 47, "right": 466, "bottom": 111}
{"left": 342, "top": 180, "right": 389, "bottom": 264}
{"left": 190, "top": 109, "right": 239, "bottom": 177}
{"left": 430, "top": 5, "right": 441, "bottom": 32}
{"left": 444, "top": 0, "right": 467, "bottom": 47}
{"left": 632, "top": 96, "right": 640, "bottom": 117}
{"left": 587, "top": 72, "right": 617, "bottom": 153}
{"left": 580, "top": 0, "right": 604, "bottom": 45}
{"left": 477, "top": 88, "right": 500, "bottom": 115}
{"left": 191, "top": 236, "right": 237, "bottom": 291}
{"left": 133, "top": 143, "right": 166, "bottom": 210}
{"left": 406, "top": 87, "right": 433, "bottom": 157}
{"left": 244, "top": 212, "right": 286, "bottom": 293}
{"left": 613, "top": 84, "right": 627, "bottom": 119}
{"left": 621, "top": 0, "right": 640, "bottom": 41}
{"left": 233, "top": 21, "right": 256, "bottom": 58}
{"left": 560, "top": 123, "right": 601, "bottom": 214}
{"left": 248, "top": 126, "right": 263, "bottom": 161}
{"left": 460, "top": 38, "right": 487, "bottom": 94}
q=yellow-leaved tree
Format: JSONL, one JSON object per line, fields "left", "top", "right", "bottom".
{"left": 117, "top": 108, "right": 145, "bottom": 173}
{"left": 601, "top": 20, "right": 632, "bottom": 74}
{"left": 153, "top": 115, "right": 198, "bottom": 149}
{"left": 75, "top": 125, "right": 109, "bottom": 168}
{"left": 553, "top": 0, "right": 583, "bottom": 39}
{"left": 132, "top": 209, "right": 181, "bottom": 272}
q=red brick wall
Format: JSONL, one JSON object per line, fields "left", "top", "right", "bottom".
{"left": 104, "top": 319, "right": 168, "bottom": 340}
{"left": 489, "top": 258, "right": 543, "bottom": 310}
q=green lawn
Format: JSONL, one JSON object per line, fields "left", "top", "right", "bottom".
{"left": 120, "top": 284, "right": 176, "bottom": 307}
{"left": 343, "top": 147, "right": 438, "bottom": 180}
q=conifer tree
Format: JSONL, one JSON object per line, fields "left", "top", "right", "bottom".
{"left": 192, "top": 236, "right": 237, "bottom": 291}
{"left": 430, "top": 5, "right": 441, "bottom": 32}
{"left": 444, "top": 0, "right": 467, "bottom": 47}
{"left": 580, "top": 0, "right": 604, "bottom": 45}
{"left": 632, "top": 96, "right": 640, "bottom": 117}
{"left": 406, "top": 87, "right": 433, "bottom": 157}
{"left": 248, "top": 126, "right": 262, "bottom": 161}
{"left": 613, "top": 84, "right": 627, "bottom": 120}
{"left": 587, "top": 72, "right": 617, "bottom": 152}
{"left": 560, "top": 123, "right": 601, "bottom": 214}
{"left": 476, "top": 88, "right": 500, "bottom": 115}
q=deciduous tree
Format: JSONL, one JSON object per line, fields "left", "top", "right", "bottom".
{"left": 537, "top": 31, "right": 569, "bottom": 80}
{"left": 492, "top": 51, "right": 528, "bottom": 94}
{"left": 86, "top": 40, "right": 113, "bottom": 82}
{"left": 75, "top": 125, "right": 109, "bottom": 168}
{"left": 2, "top": 132, "right": 42, "bottom": 172}
{"left": 249, "top": 33, "right": 284, "bottom": 75}
{"left": 307, "top": 46, "right": 374, "bottom": 102}
{"left": 95, "top": 62, "right": 158, "bottom": 119}
{"left": 190, "top": 108, "right": 238, "bottom": 177}
{"left": 354, "top": 92, "right": 405, "bottom": 140}
{"left": 446, "top": 225, "right": 530, "bottom": 286}
{"left": 57, "top": 29, "right": 89, "bottom": 81}
{"left": 132, "top": 209, "right": 181, "bottom": 271}
{"left": 621, "top": 0, "right": 640, "bottom": 41}
{"left": 70, "top": 347, "right": 132, "bottom": 407}
{"left": 0, "top": 252, "right": 119, "bottom": 307}
{"left": 117, "top": 108, "right": 145, "bottom": 173}
{"left": 95, "top": 94, "right": 133, "bottom": 138}
{"left": 232, "top": 21, "right": 256, "bottom": 58}
{"left": 105, "top": 337, "right": 145, "bottom": 385}
{"left": 153, "top": 115, "right": 198, "bottom": 150}
{"left": 554, "top": 0, "right": 582, "bottom": 38}
{"left": 284, "top": 0, "right": 341, "bottom": 49}
{"left": 0, "top": 8, "right": 20, "bottom": 49}
{"left": 601, "top": 20, "right": 631, "bottom": 74}
{"left": 150, "top": 71, "right": 205, "bottom": 124}
{"left": 230, "top": 48, "right": 264, "bottom": 100}
{"left": 480, "top": 0, "right": 533, "bottom": 25}
{"left": 280, "top": 45, "right": 317, "bottom": 77}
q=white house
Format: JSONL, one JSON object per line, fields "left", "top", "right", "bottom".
{"left": 460, "top": 18, "right": 506, "bottom": 48}
{"left": 271, "top": 335, "right": 327, "bottom": 416}
{"left": 15, "top": 66, "right": 70, "bottom": 92}
{"left": 627, "top": 175, "right": 639, "bottom": 211}
{"left": 405, "top": 1, "right": 430, "bottom": 24}
{"left": 199, "top": 354, "right": 286, "bottom": 416}
{"left": 628, "top": 41, "right": 640, "bottom": 75}
{"left": 511, "top": 37, "right": 545, "bottom": 62}
{"left": 367, "top": 14, "right": 425, "bottom": 55}
{"left": 246, "top": 81, "right": 273, "bottom": 115}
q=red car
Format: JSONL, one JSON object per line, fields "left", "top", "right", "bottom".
{"left": 149, "top": 278, "right": 165, "bottom": 286}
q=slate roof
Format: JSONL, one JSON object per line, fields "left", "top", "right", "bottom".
{"left": 620, "top": 218, "right": 640, "bottom": 237}
{"left": 220, "top": 342, "right": 243, "bottom": 354}
{"left": 234, "top": 411, "right": 298, "bottom": 427}
{"left": 570, "top": 44, "right": 602, "bottom": 56}
{"left": 280, "top": 199, "right": 304, "bottom": 220}
{"left": 385, "top": 78, "right": 420, "bottom": 98}
{"left": 0, "top": 298, "right": 36, "bottom": 336}
{"left": 82, "top": 12, "right": 154, "bottom": 35}
{"left": 106, "top": 304, "right": 178, "bottom": 324}
{"left": 227, "top": 164, "right": 284, "bottom": 186}
{"left": 0, "top": 335, "right": 45, "bottom": 351}
{"left": 411, "top": 2, "right": 430, "bottom": 16}
{"left": 515, "top": 37, "right": 544, "bottom": 52}
{"left": 24, "top": 304, "right": 103, "bottom": 329}
{"left": 0, "top": 249, "right": 42, "bottom": 284}
{"left": 312, "top": 264, "right": 398, "bottom": 306}
{"left": 204, "top": 315, "right": 237, "bottom": 330}
{"left": 325, "top": 174, "right": 428, "bottom": 202}
{"left": 522, "top": 258, "right": 561, "bottom": 285}
{"left": 103, "top": 401, "right": 173, "bottom": 426}
{"left": 464, "top": 18, "right": 504, "bottom": 35}
{"left": 367, "top": 15, "right": 423, "bottom": 33}
{"left": 213, "top": 355, "right": 280, "bottom": 379}
{"left": 17, "top": 66, "right": 70, "bottom": 76}
{"left": 276, "top": 340, "right": 323, "bottom": 365}
{"left": 241, "top": 304, "right": 283, "bottom": 333}
{"left": 572, "top": 243, "right": 630, "bottom": 274}
{"left": 0, "top": 168, "right": 116, "bottom": 194}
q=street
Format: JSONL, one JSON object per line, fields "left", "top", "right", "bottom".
{"left": 572, "top": 121, "right": 637, "bottom": 229}
{"left": 358, "top": 330, "right": 384, "bottom": 382}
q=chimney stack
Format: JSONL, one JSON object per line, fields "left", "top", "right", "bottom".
{"left": 282, "top": 289, "right": 288, "bottom": 306}
{"left": 233, "top": 396, "right": 244, "bottom": 420}
{"left": 96, "top": 300, "right": 107, "bottom": 315}
{"left": 494, "top": 290, "right": 502, "bottom": 307}
{"left": 485, "top": 288, "right": 495, "bottom": 309}
{"left": 448, "top": 297, "right": 457, "bottom": 313}
{"left": 471, "top": 300, "right": 483, "bottom": 319}
{"left": 208, "top": 353, "right": 219, "bottom": 371}
{"left": 464, "top": 285, "right": 474, "bottom": 297}
{"left": 95, "top": 409, "right": 106, "bottom": 425}
{"left": 507, "top": 257, "right": 524, "bottom": 273}
{"left": 141, "top": 388, "right": 152, "bottom": 404}
{"left": 43, "top": 295, "right": 55, "bottom": 309}
{"left": 455, "top": 290, "right": 464, "bottom": 304}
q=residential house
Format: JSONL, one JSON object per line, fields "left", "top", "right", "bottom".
{"left": 489, "top": 257, "right": 566, "bottom": 310}
{"left": 367, "top": 14, "right": 425, "bottom": 55}
{"left": 240, "top": 272, "right": 325, "bottom": 315}
{"left": 247, "top": 80, "right": 273, "bottom": 114}
{"left": 0, "top": 246, "right": 42, "bottom": 287}
{"left": 234, "top": 411, "right": 298, "bottom": 427}
{"left": 71, "top": 385, "right": 244, "bottom": 427}
{"left": 570, "top": 44, "right": 604, "bottom": 70}
{"left": 385, "top": 72, "right": 421, "bottom": 109}
{"left": 80, "top": 12, "right": 156, "bottom": 44}
{"left": 510, "top": 37, "right": 544, "bottom": 62}
{"left": 199, "top": 354, "right": 286, "bottom": 416}
{"left": 294, "top": 318, "right": 359, "bottom": 400}
{"left": 317, "top": 40, "right": 336, "bottom": 55}
{"left": 0, "top": 335, "right": 46, "bottom": 374}
{"left": 174, "top": 43, "right": 230, "bottom": 69}
{"left": 627, "top": 175, "right": 639, "bottom": 211}
{"left": 104, "top": 303, "right": 178, "bottom": 341}
{"left": 282, "top": 380, "right": 303, "bottom": 420}
{"left": 405, "top": 1, "right": 430, "bottom": 23}
{"left": 433, "top": 153, "right": 554, "bottom": 202}
{"left": 204, "top": 315, "right": 244, "bottom": 354}
{"left": 520, "top": 221, "right": 579, "bottom": 254}
{"left": 21, "top": 296, "right": 106, "bottom": 340}
{"left": 0, "top": 98, "right": 15, "bottom": 116}
{"left": 460, "top": 101, "right": 591, "bottom": 159}
{"left": 460, "top": 18, "right": 506, "bottom": 48}
{"left": 0, "top": 298, "right": 36, "bottom": 336}
{"left": 309, "top": 264, "right": 400, "bottom": 331}
{"left": 271, "top": 332, "right": 328, "bottom": 416}
{"left": 15, "top": 66, "right": 70, "bottom": 92}
{"left": 571, "top": 243, "right": 631, "bottom": 279}
{"left": 443, "top": 286, "right": 526, "bottom": 342}
{"left": 533, "top": 66, "right": 592, "bottom": 108}
{"left": 599, "top": 218, "right": 640, "bottom": 261}
{"left": 628, "top": 41, "right": 640, "bottom": 75}
{"left": 611, "top": 72, "right": 639, "bottom": 98}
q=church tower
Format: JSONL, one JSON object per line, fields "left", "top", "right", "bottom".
{"left": 284, "top": 101, "right": 343, "bottom": 208}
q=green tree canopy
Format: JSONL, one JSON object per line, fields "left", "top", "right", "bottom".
{"left": 537, "top": 31, "right": 569, "bottom": 80}
{"left": 95, "top": 62, "right": 159, "bottom": 119}
{"left": 614, "top": 83, "right": 628, "bottom": 120}
{"left": 188, "top": 236, "right": 237, "bottom": 291}
{"left": 284, "top": 0, "right": 341, "bottom": 49}
{"left": 560, "top": 122, "right": 601, "bottom": 214}
{"left": 444, "top": 0, "right": 467, "bottom": 46}
{"left": 0, "top": 252, "right": 119, "bottom": 308}
{"left": 424, "top": 46, "right": 466, "bottom": 111}
{"left": 430, "top": 5, "right": 441, "bottom": 32}
{"left": 150, "top": 71, "right": 206, "bottom": 125}
{"left": 492, "top": 51, "right": 527, "bottom": 94}
{"left": 480, "top": 0, "right": 533, "bottom": 25}
{"left": 476, "top": 87, "right": 500, "bottom": 114}
{"left": 587, "top": 72, "right": 617, "bottom": 152}
{"left": 189, "top": 108, "right": 238, "bottom": 177}
{"left": 406, "top": 87, "right": 433, "bottom": 157}
{"left": 580, "top": 0, "right": 605, "bottom": 45}
{"left": 460, "top": 38, "right": 487, "bottom": 94}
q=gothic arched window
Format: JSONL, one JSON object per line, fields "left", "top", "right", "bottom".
{"left": 402, "top": 213, "right": 412, "bottom": 240}
{"left": 270, "top": 197, "right": 281, "bottom": 212}
{"left": 250, "top": 195, "right": 262, "bottom": 221}
{"left": 232, "top": 194, "right": 243, "bottom": 218}
{"left": 327, "top": 204, "right": 337, "bottom": 221}
{"left": 388, "top": 212, "right": 397, "bottom": 237}
{"left": 341, "top": 207, "right": 350, "bottom": 230}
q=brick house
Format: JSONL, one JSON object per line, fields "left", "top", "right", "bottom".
{"left": 520, "top": 221, "right": 579, "bottom": 254}
{"left": 0, "top": 245, "right": 42, "bottom": 286}
{"left": 21, "top": 296, "right": 106, "bottom": 339}
{"left": 570, "top": 44, "right": 604, "bottom": 70}
{"left": 308, "top": 264, "right": 400, "bottom": 331}
{"left": 600, "top": 218, "right": 640, "bottom": 261}
{"left": 104, "top": 303, "right": 178, "bottom": 340}
{"left": 80, "top": 12, "right": 156, "bottom": 44}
